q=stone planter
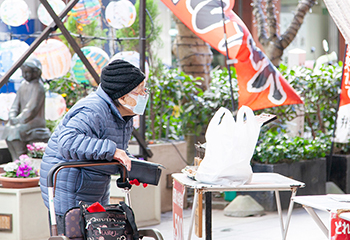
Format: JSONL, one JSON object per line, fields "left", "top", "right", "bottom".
{"left": 326, "top": 154, "right": 350, "bottom": 193}
{"left": 237, "top": 158, "right": 326, "bottom": 211}
{"left": 0, "top": 187, "right": 50, "bottom": 240}
{"left": 0, "top": 174, "right": 40, "bottom": 188}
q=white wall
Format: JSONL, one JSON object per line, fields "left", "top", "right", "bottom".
{"left": 280, "top": 3, "right": 330, "bottom": 64}
{"left": 155, "top": 0, "right": 172, "bottom": 66}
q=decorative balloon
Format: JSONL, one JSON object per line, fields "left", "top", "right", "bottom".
{"left": 105, "top": 0, "right": 136, "bottom": 29}
{"left": 110, "top": 51, "right": 149, "bottom": 81}
{"left": 37, "top": 0, "right": 66, "bottom": 26}
{"left": 70, "top": 0, "right": 101, "bottom": 25}
{"left": 32, "top": 39, "right": 72, "bottom": 80}
{"left": 0, "top": 40, "right": 29, "bottom": 80}
{"left": 45, "top": 92, "right": 67, "bottom": 121}
{"left": 0, "top": 0, "right": 29, "bottom": 27}
{"left": 71, "top": 46, "right": 110, "bottom": 86}
{"left": 0, "top": 93, "right": 16, "bottom": 121}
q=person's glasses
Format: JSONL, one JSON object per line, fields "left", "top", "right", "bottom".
{"left": 130, "top": 87, "right": 149, "bottom": 96}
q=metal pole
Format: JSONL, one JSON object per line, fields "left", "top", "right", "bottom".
{"left": 0, "top": 0, "right": 79, "bottom": 89}
{"left": 40, "top": 0, "right": 100, "bottom": 84}
{"left": 220, "top": 0, "right": 236, "bottom": 112}
{"left": 139, "top": 0, "right": 147, "bottom": 158}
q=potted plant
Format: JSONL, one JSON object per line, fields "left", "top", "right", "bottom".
{"left": 0, "top": 155, "right": 40, "bottom": 188}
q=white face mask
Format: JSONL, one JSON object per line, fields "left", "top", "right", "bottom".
{"left": 123, "top": 92, "right": 149, "bottom": 115}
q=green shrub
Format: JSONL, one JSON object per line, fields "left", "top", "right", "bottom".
{"left": 253, "top": 129, "right": 330, "bottom": 164}
{"left": 145, "top": 66, "right": 237, "bottom": 141}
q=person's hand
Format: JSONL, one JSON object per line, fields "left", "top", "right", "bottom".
{"left": 113, "top": 148, "right": 131, "bottom": 171}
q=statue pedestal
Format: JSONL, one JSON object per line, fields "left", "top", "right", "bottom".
{"left": 0, "top": 187, "right": 50, "bottom": 240}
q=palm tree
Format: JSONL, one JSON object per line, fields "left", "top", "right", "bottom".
{"left": 252, "top": 0, "right": 317, "bottom": 66}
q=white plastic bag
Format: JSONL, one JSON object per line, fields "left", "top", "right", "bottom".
{"left": 195, "top": 106, "right": 261, "bottom": 186}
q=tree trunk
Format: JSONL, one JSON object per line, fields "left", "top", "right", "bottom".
{"left": 172, "top": 15, "right": 213, "bottom": 90}
{"left": 252, "top": 0, "right": 316, "bottom": 66}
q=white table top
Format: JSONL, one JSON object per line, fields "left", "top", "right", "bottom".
{"left": 293, "top": 195, "right": 350, "bottom": 212}
{"left": 172, "top": 172, "right": 305, "bottom": 192}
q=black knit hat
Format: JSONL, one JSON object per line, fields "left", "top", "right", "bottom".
{"left": 101, "top": 59, "right": 145, "bottom": 100}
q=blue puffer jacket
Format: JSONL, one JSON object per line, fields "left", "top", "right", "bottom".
{"left": 40, "top": 85, "right": 133, "bottom": 215}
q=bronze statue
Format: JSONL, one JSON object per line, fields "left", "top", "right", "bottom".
{"left": 3, "top": 58, "right": 51, "bottom": 161}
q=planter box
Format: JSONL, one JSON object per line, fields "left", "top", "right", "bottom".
{"left": 148, "top": 141, "right": 187, "bottom": 212}
{"left": 0, "top": 187, "right": 50, "bottom": 240}
{"left": 326, "top": 154, "right": 350, "bottom": 193}
{"left": 129, "top": 141, "right": 187, "bottom": 212}
{"left": 237, "top": 158, "right": 326, "bottom": 211}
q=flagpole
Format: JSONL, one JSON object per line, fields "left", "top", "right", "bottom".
{"left": 328, "top": 43, "right": 348, "bottom": 181}
{"left": 220, "top": 0, "right": 236, "bottom": 113}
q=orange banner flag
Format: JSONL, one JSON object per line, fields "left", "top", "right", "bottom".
{"left": 161, "top": 0, "right": 303, "bottom": 110}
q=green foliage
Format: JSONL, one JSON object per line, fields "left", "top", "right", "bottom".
{"left": 277, "top": 63, "right": 342, "bottom": 136}
{"left": 253, "top": 63, "right": 344, "bottom": 163}
{"left": 115, "top": 0, "right": 162, "bottom": 53}
{"left": 46, "top": 118, "right": 62, "bottom": 133}
{"left": 181, "top": 67, "right": 238, "bottom": 136}
{"left": 146, "top": 66, "right": 202, "bottom": 140}
{"left": 45, "top": 72, "right": 93, "bottom": 132}
{"left": 46, "top": 72, "right": 93, "bottom": 109}
{"left": 253, "top": 130, "right": 330, "bottom": 164}
{"left": 58, "top": 15, "right": 108, "bottom": 50}
{"left": 145, "top": 66, "right": 237, "bottom": 141}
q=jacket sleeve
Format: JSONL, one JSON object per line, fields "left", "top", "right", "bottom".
{"left": 57, "top": 107, "right": 117, "bottom": 161}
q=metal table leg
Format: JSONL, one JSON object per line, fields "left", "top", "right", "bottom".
{"left": 275, "top": 187, "right": 297, "bottom": 240}
{"left": 188, "top": 189, "right": 199, "bottom": 240}
{"left": 205, "top": 192, "right": 212, "bottom": 240}
{"left": 303, "top": 206, "right": 328, "bottom": 237}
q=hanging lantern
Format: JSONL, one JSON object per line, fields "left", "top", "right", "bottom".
{"left": 32, "top": 39, "right": 72, "bottom": 80}
{"left": 37, "top": 0, "right": 66, "bottom": 26}
{"left": 105, "top": 0, "right": 136, "bottom": 29}
{"left": 0, "top": 0, "right": 29, "bottom": 27}
{"left": 71, "top": 46, "right": 109, "bottom": 86}
{"left": 110, "top": 51, "right": 150, "bottom": 81}
{"left": 45, "top": 92, "right": 66, "bottom": 121}
{"left": 70, "top": 0, "right": 101, "bottom": 25}
{"left": 0, "top": 40, "right": 29, "bottom": 80}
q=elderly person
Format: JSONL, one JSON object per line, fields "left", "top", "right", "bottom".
{"left": 39, "top": 59, "right": 148, "bottom": 235}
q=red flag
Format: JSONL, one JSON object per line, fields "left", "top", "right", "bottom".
{"left": 161, "top": 0, "right": 303, "bottom": 110}
{"left": 335, "top": 46, "right": 350, "bottom": 143}
{"left": 340, "top": 47, "right": 350, "bottom": 107}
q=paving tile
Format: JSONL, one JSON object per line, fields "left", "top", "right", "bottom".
{"left": 144, "top": 207, "right": 330, "bottom": 240}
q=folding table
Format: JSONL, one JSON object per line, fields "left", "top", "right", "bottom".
{"left": 292, "top": 195, "right": 350, "bottom": 237}
{"left": 172, "top": 172, "right": 305, "bottom": 240}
